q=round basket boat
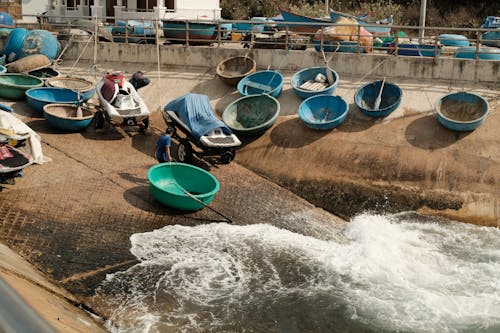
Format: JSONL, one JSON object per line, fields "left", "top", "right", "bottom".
{"left": 435, "top": 92, "right": 489, "bottom": 131}
{"left": 291, "top": 66, "right": 339, "bottom": 100}
{"left": 25, "top": 87, "right": 84, "bottom": 113}
{"left": 237, "top": 70, "right": 284, "bottom": 98}
{"left": 298, "top": 94, "right": 348, "bottom": 130}
{"left": 43, "top": 103, "right": 95, "bottom": 132}
{"left": 0, "top": 73, "right": 44, "bottom": 100}
{"left": 216, "top": 56, "right": 257, "bottom": 86}
{"left": 148, "top": 162, "right": 220, "bottom": 211}
{"left": 222, "top": 94, "right": 280, "bottom": 136}
{"left": 354, "top": 80, "right": 402, "bottom": 118}
{"left": 453, "top": 46, "right": 500, "bottom": 61}
{"left": 46, "top": 76, "right": 95, "bottom": 101}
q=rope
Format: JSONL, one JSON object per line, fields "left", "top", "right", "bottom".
{"left": 156, "top": 19, "right": 162, "bottom": 111}
{"left": 264, "top": 49, "right": 290, "bottom": 91}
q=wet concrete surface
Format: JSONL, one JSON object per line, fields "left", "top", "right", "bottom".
{"left": 0, "top": 60, "right": 498, "bottom": 317}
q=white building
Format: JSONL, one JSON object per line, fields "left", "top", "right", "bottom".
{"left": 17, "top": 0, "right": 221, "bottom": 23}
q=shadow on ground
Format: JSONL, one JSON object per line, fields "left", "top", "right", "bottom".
{"left": 405, "top": 115, "right": 471, "bottom": 149}
{"left": 270, "top": 117, "right": 330, "bottom": 148}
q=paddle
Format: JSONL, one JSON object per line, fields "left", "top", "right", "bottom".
{"left": 373, "top": 78, "right": 386, "bottom": 111}
{"left": 321, "top": 49, "right": 334, "bottom": 86}
{"left": 75, "top": 90, "right": 83, "bottom": 118}
{"left": 167, "top": 163, "right": 233, "bottom": 224}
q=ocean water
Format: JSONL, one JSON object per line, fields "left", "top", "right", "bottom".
{"left": 96, "top": 213, "right": 500, "bottom": 333}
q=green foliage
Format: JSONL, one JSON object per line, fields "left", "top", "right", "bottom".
{"left": 220, "top": 0, "right": 499, "bottom": 28}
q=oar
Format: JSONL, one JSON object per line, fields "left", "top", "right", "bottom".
{"left": 321, "top": 49, "right": 335, "bottom": 86}
{"left": 75, "top": 90, "right": 83, "bottom": 118}
{"left": 373, "top": 77, "right": 386, "bottom": 111}
{"left": 167, "top": 171, "right": 233, "bottom": 223}
{"left": 0, "top": 103, "right": 12, "bottom": 113}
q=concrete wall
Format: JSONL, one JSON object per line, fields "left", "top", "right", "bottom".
{"left": 63, "top": 41, "right": 500, "bottom": 83}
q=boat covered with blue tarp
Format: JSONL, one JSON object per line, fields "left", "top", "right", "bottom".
{"left": 165, "top": 93, "right": 233, "bottom": 141}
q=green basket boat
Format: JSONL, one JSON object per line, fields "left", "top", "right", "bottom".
{"left": 148, "top": 162, "right": 220, "bottom": 211}
{"left": 0, "top": 73, "right": 44, "bottom": 100}
{"left": 222, "top": 94, "right": 280, "bottom": 136}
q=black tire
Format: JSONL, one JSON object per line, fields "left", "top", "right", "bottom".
{"left": 95, "top": 111, "right": 104, "bottom": 129}
{"left": 140, "top": 117, "right": 150, "bottom": 134}
{"left": 177, "top": 139, "right": 193, "bottom": 164}
{"left": 220, "top": 149, "right": 235, "bottom": 164}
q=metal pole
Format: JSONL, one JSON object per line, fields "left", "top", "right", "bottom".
{"left": 325, "top": 0, "right": 329, "bottom": 15}
{"left": 419, "top": 0, "right": 427, "bottom": 39}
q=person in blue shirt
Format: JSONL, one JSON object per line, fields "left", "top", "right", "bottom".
{"left": 155, "top": 127, "right": 174, "bottom": 163}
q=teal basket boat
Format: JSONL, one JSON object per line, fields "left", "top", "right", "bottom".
{"left": 148, "top": 162, "right": 220, "bottom": 211}
{"left": 0, "top": 73, "right": 44, "bottom": 100}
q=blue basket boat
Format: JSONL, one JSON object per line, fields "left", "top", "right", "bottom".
{"left": 148, "top": 162, "right": 220, "bottom": 211}
{"left": 291, "top": 66, "right": 339, "bottom": 100}
{"left": 0, "top": 65, "right": 6, "bottom": 74}
{"left": 354, "top": 80, "right": 402, "bottom": 117}
{"left": 435, "top": 92, "right": 489, "bottom": 131}
{"left": 298, "top": 94, "right": 348, "bottom": 130}
{"left": 222, "top": 94, "right": 280, "bottom": 136}
{"left": 3, "top": 28, "right": 60, "bottom": 61}
{"left": 237, "top": 70, "right": 284, "bottom": 98}
{"left": 25, "top": 87, "right": 85, "bottom": 113}
{"left": 438, "top": 34, "right": 469, "bottom": 47}
{"left": 43, "top": 103, "right": 95, "bottom": 132}
{"left": 453, "top": 47, "right": 500, "bottom": 60}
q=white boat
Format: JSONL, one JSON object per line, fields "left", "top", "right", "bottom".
{"left": 162, "top": 93, "right": 241, "bottom": 164}
{"left": 95, "top": 72, "right": 150, "bottom": 130}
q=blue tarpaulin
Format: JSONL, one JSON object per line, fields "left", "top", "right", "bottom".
{"left": 165, "top": 93, "right": 233, "bottom": 140}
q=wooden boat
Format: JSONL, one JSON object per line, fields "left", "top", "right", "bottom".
{"left": 162, "top": 19, "right": 218, "bottom": 43}
{"left": 290, "top": 66, "right": 339, "bottom": 100}
{"left": 298, "top": 94, "right": 348, "bottom": 130}
{"left": 237, "top": 70, "right": 284, "bottom": 98}
{"left": 42, "top": 103, "right": 95, "bottom": 132}
{"left": 438, "top": 34, "right": 469, "bottom": 47}
{"left": 453, "top": 46, "right": 500, "bottom": 60}
{"left": 25, "top": 87, "right": 84, "bottom": 113}
{"left": 162, "top": 93, "right": 241, "bottom": 164}
{"left": 435, "top": 92, "right": 489, "bottom": 131}
{"left": 46, "top": 76, "right": 95, "bottom": 101}
{"left": 148, "top": 162, "right": 220, "bottom": 211}
{"left": 222, "top": 94, "right": 280, "bottom": 136}
{"left": 330, "top": 10, "right": 393, "bottom": 36}
{"left": 0, "top": 74, "right": 44, "bottom": 100}
{"left": 112, "top": 20, "right": 158, "bottom": 44}
{"left": 278, "top": 7, "right": 330, "bottom": 34}
{"left": 354, "top": 80, "right": 402, "bottom": 117}
{"left": 95, "top": 72, "right": 150, "bottom": 130}
{"left": 216, "top": 56, "right": 256, "bottom": 86}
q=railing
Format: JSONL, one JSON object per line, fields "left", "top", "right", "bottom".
{"left": 11, "top": 14, "right": 500, "bottom": 61}
{"left": 0, "top": 277, "right": 56, "bottom": 333}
